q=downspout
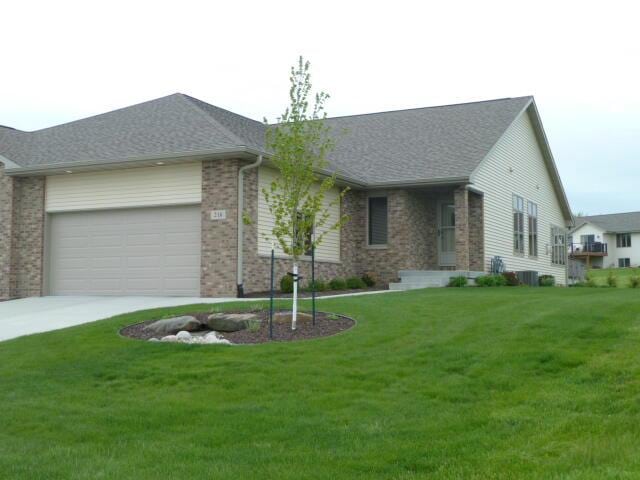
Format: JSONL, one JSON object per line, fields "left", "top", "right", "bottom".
{"left": 237, "top": 154, "right": 263, "bottom": 297}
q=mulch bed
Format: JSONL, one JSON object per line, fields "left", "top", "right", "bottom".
{"left": 120, "top": 310, "right": 355, "bottom": 344}
{"left": 244, "top": 287, "right": 386, "bottom": 298}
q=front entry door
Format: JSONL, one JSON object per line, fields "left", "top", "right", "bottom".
{"left": 438, "top": 202, "right": 456, "bottom": 267}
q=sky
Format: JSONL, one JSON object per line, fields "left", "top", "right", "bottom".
{"left": 1, "top": 0, "right": 638, "bottom": 215}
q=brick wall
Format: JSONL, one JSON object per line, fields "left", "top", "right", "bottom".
{"left": 0, "top": 164, "right": 45, "bottom": 299}
{"left": 468, "top": 191, "right": 485, "bottom": 272}
{"left": 200, "top": 159, "right": 241, "bottom": 297}
{"left": 0, "top": 165, "right": 15, "bottom": 299}
{"left": 454, "top": 186, "right": 470, "bottom": 270}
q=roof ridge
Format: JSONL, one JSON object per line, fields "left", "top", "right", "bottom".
{"left": 178, "top": 94, "right": 252, "bottom": 147}
{"left": 180, "top": 94, "right": 265, "bottom": 127}
{"left": 15, "top": 93, "right": 183, "bottom": 134}
{"left": 323, "top": 96, "right": 533, "bottom": 121}
{"left": 583, "top": 210, "right": 640, "bottom": 218}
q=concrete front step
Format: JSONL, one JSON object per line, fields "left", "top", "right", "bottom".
{"left": 398, "top": 270, "right": 484, "bottom": 279}
{"left": 390, "top": 270, "right": 485, "bottom": 290}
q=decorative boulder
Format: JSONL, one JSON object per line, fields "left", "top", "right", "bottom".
{"left": 274, "top": 312, "right": 313, "bottom": 324}
{"left": 144, "top": 316, "right": 201, "bottom": 335}
{"left": 203, "top": 331, "right": 231, "bottom": 345}
{"left": 206, "top": 313, "right": 259, "bottom": 332}
{"left": 160, "top": 335, "right": 178, "bottom": 342}
{"left": 176, "top": 331, "right": 192, "bottom": 341}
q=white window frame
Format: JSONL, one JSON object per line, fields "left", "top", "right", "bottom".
{"left": 513, "top": 194, "right": 525, "bottom": 255}
{"left": 551, "top": 225, "right": 567, "bottom": 265}
{"left": 618, "top": 258, "right": 631, "bottom": 268}
{"left": 366, "top": 194, "right": 389, "bottom": 248}
{"left": 527, "top": 201, "right": 538, "bottom": 258}
{"left": 616, "top": 233, "right": 631, "bottom": 248}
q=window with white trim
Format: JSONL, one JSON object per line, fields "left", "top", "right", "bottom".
{"left": 513, "top": 195, "right": 525, "bottom": 254}
{"left": 368, "top": 197, "right": 388, "bottom": 245}
{"left": 618, "top": 258, "right": 631, "bottom": 268}
{"left": 616, "top": 233, "right": 631, "bottom": 248}
{"left": 527, "top": 201, "right": 538, "bottom": 257}
{"left": 551, "top": 225, "right": 566, "bottom": 265}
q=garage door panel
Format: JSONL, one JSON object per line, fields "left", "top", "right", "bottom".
{"left": 49, "top": 205, "right": 201, "bottom": 296}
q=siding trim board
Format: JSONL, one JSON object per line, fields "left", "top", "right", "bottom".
{"left": 45, "top": 163, "right": 202, "bottom": 212}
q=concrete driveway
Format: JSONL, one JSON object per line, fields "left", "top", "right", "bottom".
{"left": 0, "top": 296, "right": 239, "bottom": 342}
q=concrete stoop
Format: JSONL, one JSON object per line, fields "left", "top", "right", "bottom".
{"left": 389, "top": 270, "right": 485, "bottom": 290}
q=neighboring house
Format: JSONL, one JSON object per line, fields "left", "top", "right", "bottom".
{"left": 570, "top": 212, "right": 640, "bottom": 268}
{"left": 0, "top": 94, "right": 573, "bottom": 299}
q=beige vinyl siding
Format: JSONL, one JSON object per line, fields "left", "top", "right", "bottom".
{"left": 45, "top": 163, "right": 202, "bottom": 212}
{"left": 472, "top": 109, "right": 569, "bottom": 284}
{"left": 257, "top": 166, "right": 341, "bottom": 262}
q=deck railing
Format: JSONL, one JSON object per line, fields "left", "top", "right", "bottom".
{"left": 569, "top": 242, "right": 608, "bottom": 255}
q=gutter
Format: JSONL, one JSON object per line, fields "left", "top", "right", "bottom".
{"left": 236, "top": 154, "right": 263, "bottom": 297}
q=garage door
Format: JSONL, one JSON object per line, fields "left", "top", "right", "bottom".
{"left": 48, "top": 205, "right": 201, "bottom": 296}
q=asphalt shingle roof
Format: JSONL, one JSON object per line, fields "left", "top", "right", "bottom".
{"left": 0, "top": 93, "right": 532, "bottom": 185}
{"left": 576, "top": 212, "right": 640, "bottom": 233}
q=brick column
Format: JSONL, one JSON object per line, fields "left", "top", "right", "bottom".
{"left": 12, "top": 177, "right": 46, "bottom": 298}
{"left": 454, "top": 186, "right": 470, "bottom": 271}
{"left": 0, "top": 164, "right": 15, "bottom": 299}
{"left": 200, "top": 159, "right": 240, "bottom": 297}
{"left": 468, "top": 192, "right": 485, "bottom": 272}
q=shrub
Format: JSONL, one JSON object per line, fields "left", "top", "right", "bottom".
{"left": 448, "top": 276, "right": 468, "bottom": 287}
{"left": 606, "top": 271, "right": 617, "bottom": 287}
{"left": 306, "top": 279, "right": 328, "bottom": 292}
{"left": 585, "top": 272, "right": 597, "bottom": 287}
{"left": 502, "top": 271, "right": 521, "bottom": 286}
{"left": 346, "top": 277, "right": 367, "bottom": 289}
{"left": 630, "top": 275, "right": 640, "bottom": 288}
{"left": 361, "top": 273, "right": 377, "bottom": 287}
{"left": 539, "top": 275, "right": 555, "bottom": 287}
{"left": 280, "top": 274, "right": 294, "bottom": 293}
{"left": 475, "top": 274, "right": 507, "bottom": 287}
{"left": 329, "top": 278, "right": 347, "bottom": 290}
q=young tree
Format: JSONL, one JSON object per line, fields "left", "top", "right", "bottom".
{"left": 263, "top": 56, "right": 348, "bottom": 330}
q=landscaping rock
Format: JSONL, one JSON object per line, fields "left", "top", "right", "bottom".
{"left": 203, "top": 331, "right": 231, "bottom": 345}
{"left": 274, "top": 312, "right": 313, "bottom": 324}
{"left": 148, "top": 337, "right": 159, "bottom": 342}
{"left": 160, "top": 335, "right": 177, "bottom": 342}
{"left": 176, "top": 331, "right": 192, "bottom": 341}
{"left": 144, "top": 316, "right": 201, "bottom": 335}
{"left": 206, "top": 313, "right": 259, "bottom": 332}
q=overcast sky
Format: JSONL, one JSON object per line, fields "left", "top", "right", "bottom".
{"left": 2, "top": 0, "right": 638, "bottom": 215}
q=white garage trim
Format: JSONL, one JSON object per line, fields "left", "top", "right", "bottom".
{"left": 47, "top": 205, "right": 202, "bottom": 296}
{"left": 45, "top": 163, "right": 202, "bottom": 212}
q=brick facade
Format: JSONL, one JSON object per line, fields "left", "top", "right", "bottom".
{"left": 1, "top": 158, "right": 484, "bottom": 300}
{"left": 454, "top": 186, "right": 470, "bottom": 270}
{"left": 468, "top": 191, "right": 484, "bottom": 271}
{"left": 0, "top": 164, "right": 45, "bottom": 299}
{"left": 200, "top": 159, "right": 241, "bottom": 297}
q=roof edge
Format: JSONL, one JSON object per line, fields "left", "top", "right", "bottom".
{"left": 469, "top": 98, "right": 573, "bottom": 223}
{"left": 3, "top": 147, "right": 268, "bottom": 176}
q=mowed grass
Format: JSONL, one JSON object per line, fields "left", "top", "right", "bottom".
{"left": 588, "top": 267, "right": 640, "bottom": 287}
{"left": 2, "top": 288, "right": 640, "bottom": 479}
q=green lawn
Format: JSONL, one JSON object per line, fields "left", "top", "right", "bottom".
{"left": 2, "top": 288, "right": 640, "bottom": 479}
{"left": 588, "top": 267, "right": 640, "bottom": 287}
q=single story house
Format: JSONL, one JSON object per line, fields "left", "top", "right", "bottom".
{"left": 0, "top": 94, "right": 573, "bottom": 299}
{"left": 570, "top": 212, "right": 640, "bottom": 268}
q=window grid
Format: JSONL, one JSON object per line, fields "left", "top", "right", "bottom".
{"left": 513, "top": 195, "right": 525, "bottom": 254}
{"left": 527, "top": 201, "right": 538, "bottom": 257}
{"left": 616, "top": 233, "right": 631, "bottom": 248}
{"left": 551, "top": 225, "right": 566, "bottom": 265}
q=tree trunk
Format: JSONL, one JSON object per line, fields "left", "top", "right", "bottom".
{"left": 292, "top": 262, "right": 299, "bottom": 330}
